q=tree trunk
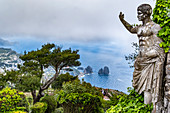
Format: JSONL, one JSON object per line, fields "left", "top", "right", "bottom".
{"left": 32, "top": 72, "right": 59, "bottom": 104}
{"left": 31, "top": 90, "right": 37, "bottom": 104}
{"left": 33, "top": 88, "right": 44, "bottom": 104}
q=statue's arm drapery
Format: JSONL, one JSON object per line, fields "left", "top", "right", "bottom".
{"left": 145, "top": 49, "right": 158, "bottom": 58}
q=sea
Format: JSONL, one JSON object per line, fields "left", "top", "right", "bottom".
{"left": 77, "top": 66, "right": 133, "bottom": 94}
{"left": 6, "top": 39, "right": 135, "bottom": 94}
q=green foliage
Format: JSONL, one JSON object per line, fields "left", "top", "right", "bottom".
{"left": 55, "top": 79, "right": 103, "bottom": 97}
{"left": 102, "top": 100, "right": 114, "bottom": 112}
{"left": 31, "top": 102, "right": 47, "bottom": 113}
{"left": 54, "top": 107, "right": 64, "bottom": 113}
{"left": 27, "top": 97, "right": 33, "bottom": 105}
{"left": 153, "top": 0, "right": 170, "bottom": 53}
{"left": 48, "top": 46, "right": 81, "bottom": 72}
{"left": 15, "top": 75, "right": 41, "bottom": 92}
{"left": 40, "top": 95, "right": 57, "bottom": 113}
{"left": 106, "top": 87, "right": 153, "bottom": 113}
{"left": 15, "top": 43, "right": 81, "bottom": 103}
{"left": 56, "top": 80, "right": 104, "bottom": 113}
{"left": 101, "top": 89, "right": 126, "bottom": 112}
{"left": 52, "top": 73, "right": 78, "bottom": 90}
{"left": 0, "top": 87, "right": 29, "bottom": 112}
{"left": 7, "top": 111, "right": 28, "bottom": 113}
{"left": 0, "top": 70, "right": 19, "bottom": 90}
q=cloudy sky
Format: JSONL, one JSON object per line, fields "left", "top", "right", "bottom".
{"left": 0, "top": 0, "right": 156, "bottom": 91}
{"left": 0, "top": 0, "right": 155, "bottom": 44}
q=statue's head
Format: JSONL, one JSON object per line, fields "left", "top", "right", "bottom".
{"left": 137, "top": 4, "right": 152, "bottom": 21}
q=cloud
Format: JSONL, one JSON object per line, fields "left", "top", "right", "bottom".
{"left": 0, "top": 0, "right": 155, "bottom": 43}
{"left": 0, "top": 38, "right": 15, "bottom": 46}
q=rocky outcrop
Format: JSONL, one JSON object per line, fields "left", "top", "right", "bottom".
{"left": 164, "top": 52, "right": 170, "bottom": 113}
{"left": 98, "top": 68, "right": 104, "bottom": 75}
{"left": 77, "top": 67, "right": 84, "bottom": 70}
{"left": 84, "top": 66, "right": 93, "bottom": 74}
{"left": 98, "top": 66, "right": 109, "bottom": 75}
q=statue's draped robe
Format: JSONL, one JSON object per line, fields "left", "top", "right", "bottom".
{"left": 133, "top": 21, "right": 165, "bottom": 104}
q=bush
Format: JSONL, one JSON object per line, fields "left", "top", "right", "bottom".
{"left": 7, "top": 111, "right": 28, "bottom": 113}
{"left": 54, "top": 107, "right": 63, "bottom": 113}
{"left": 40, "top": 95, "right": 57, "bottom": 113}
{"left": 0, "top": 87, "right": 29, "bottom": 112}
{"left": 52, "top": 73, "right": 78, "bottom": 90}
{"left": 31, "top": 102, "right": 47, "bottom": 113}
{"left": 56, "top": 80, "right": 104, "bottom": 113}
{"left": 27, "top": 97, "right": 33, "bottom": 105}
{"left": 106, "top": 87, "right": 153, "bottom": 113}
{"left": 152, "top": 0, "right": 170, "bottom": 53}
{"left": 102, "top": 100, "right": 114, "bottom": 112}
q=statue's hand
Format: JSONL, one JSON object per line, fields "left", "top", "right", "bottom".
{"left": 119, "top": 12, "right": 124, "bottom": 20}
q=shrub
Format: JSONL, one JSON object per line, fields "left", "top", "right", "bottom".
{"left": 40, "top": 95, "right": 57, "bottom": 113}
{"left": 7, "top": 111, "right": 28, "bottom": 113}
{"left": 152, "top": 0, "right": 170, "bottom": 52}
{"left": 106, "top": 87, "right": 153, "bottom": 113}
{"left": 52, "top": 73, "right": 78, "bottom": 90}
{"left": 31, "top": 102, "right": 47, "bottom": 113}
{"left": 102, "top": 100, "right": 114, "bottom": 112}
{"left": 27, "top": 97, "right": 33, "bottom": 105}
{"left": 0, "top": 87, "right": 29, "bottom": 112}
{"left": 54, "top": 107, "right": 64, "bottom": 113}
{"left": 58, "top": 92, "right": 103, "bottom": 113}
{"left": 101, "top": 89, "right": 126, "bottom": 112}
{"left": 56, "top": 80, "right": 104, "bottom": 113}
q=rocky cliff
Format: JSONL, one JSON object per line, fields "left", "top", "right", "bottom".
{"left": 0, "top": 48, "right": 22, "bottom": 71}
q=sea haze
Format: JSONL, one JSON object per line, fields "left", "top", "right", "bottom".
{"left": 1, "top": 37, "right": 134, "bottom": 93}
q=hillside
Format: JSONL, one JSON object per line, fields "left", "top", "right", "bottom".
{"left": 0, "top": 48, "right": 22, "bottom": 71}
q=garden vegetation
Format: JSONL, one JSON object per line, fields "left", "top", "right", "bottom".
{"left": 0, "top": 0, "right": 169, "bottom": 112}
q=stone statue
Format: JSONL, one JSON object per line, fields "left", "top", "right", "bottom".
{"left": 119, "top": 4, "right": 165, "bottom": 112}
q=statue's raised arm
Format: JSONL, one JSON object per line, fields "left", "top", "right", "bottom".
{"left": 119, "top": 12, "right": 137, "bottom": 34}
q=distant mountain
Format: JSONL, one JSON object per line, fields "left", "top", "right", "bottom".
{"left": 0, "top": 48, "right": 22, "bottom": 71}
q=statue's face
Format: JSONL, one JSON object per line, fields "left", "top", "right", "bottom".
{"left": 137, "top": 10, "right": 145, "bottom": 21}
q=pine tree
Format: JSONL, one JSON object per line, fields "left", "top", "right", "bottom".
{"left": 16, "top": 43, "right": 81, "bottom": 104}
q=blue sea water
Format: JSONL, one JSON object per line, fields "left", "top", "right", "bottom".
{"left": 79, "top": 68, "right": 133, "bottom": 93}
{"left": 4, "top": 38, "right": 134, "bottom": 94}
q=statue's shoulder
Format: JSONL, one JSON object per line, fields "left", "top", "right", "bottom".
{"left": 150, "top": 21, "right": 161, "bottom": 34}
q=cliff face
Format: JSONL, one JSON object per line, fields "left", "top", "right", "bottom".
{"left": 0, "top": 48, "right": 21, "bottom": 71}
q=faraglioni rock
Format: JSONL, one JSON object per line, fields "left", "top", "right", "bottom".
{"left": 84, "top": 66, "right": 93, "bottom": 74}
{"left": 77, "top": 67, "right": 84, "bottom": 70}
{"left": 98, "top": 68, "right": 104, "bottom": 75}
{"left": 98, "top": 66, "right": 109, "bottom": 75}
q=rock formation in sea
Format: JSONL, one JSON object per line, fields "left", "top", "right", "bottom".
{"left": 77, "top": 67, "right": 84, "bottom": 70}
{"left": 84, "top": 66, "right": 93, "bottom": 74}
{"left": 98, "top": 66, "right": 109, "bottom": 75}
{"left": 98, "top": 68, "right": 104, "bottom": 75}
